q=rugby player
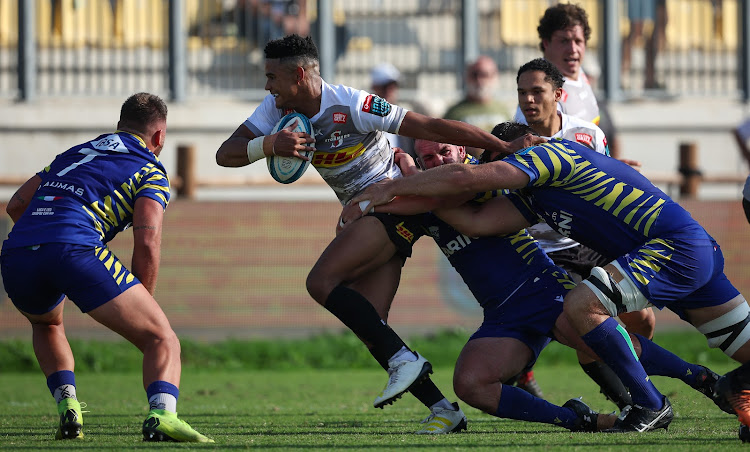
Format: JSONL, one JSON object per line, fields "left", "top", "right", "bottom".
{"left": 215, "top": 34, "right": 541, "bottom": 433}
{"left": 1, "top": 93, "right": 212, "bottom": 442}
{"left": 351, "top": 123, "right": 746, "bottom": 435}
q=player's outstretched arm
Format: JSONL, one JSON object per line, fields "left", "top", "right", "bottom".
{"left": 351, "top": 160, "right": 530, "bottom": 211}
{"left": 434, "top": 195, "right": 531, "bottom": 238}
{"left": 6, "top": 175, "right": 41, "bottom": 223}
{"left": 131, "top": 197, "right": 165, "bottom": 295}
{"left": 398, "top": 111, "right": 544, "bottom": 155}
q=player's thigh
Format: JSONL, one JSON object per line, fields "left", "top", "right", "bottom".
{"left": 86, "top": 284, "right": 174, "bottom": 348}
{"left": 311, "top": 216, "right": 398, "bottom": 283}
{"left": 347, "top": 255, "right": 403, "bottom": 320}
{"left": 455, "top": 337, "right": 532, "bottom": 385}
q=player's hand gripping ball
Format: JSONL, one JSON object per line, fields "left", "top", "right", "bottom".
{"left": 267, "top": 112, "right": 315, "bottom": 184}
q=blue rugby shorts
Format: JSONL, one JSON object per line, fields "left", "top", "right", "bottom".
{"left": 1, "top": 243, "right": 141, "bottom": 314}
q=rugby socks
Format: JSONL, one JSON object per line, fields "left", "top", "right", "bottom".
{"left": 410, "top": 379, "right": 451, "bottom": 409}
{"left": 324, "top": 285, "right": 407, "bottom": 363}
{"left": 634, "top": 333, "right": 706, "bottom": 387}
{"left": 47, "top": 370, "right": 77, "bottom": 403}
{"left": 496, "top": 384, "right": 579, "bottom": 429}
{"left": 147, "top": 381, "right": 179, "bottom": 413}
{"left": 581, "top": 317, "right": 664, "bottom": 410}
{"left": 580, "top": 361, "right": 633, "bottom": 409}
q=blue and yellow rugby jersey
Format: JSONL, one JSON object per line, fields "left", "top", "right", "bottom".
{"left": 420, "top": 155, "right": 566, "bottom": 308}
{"left": 4, "top": 132, "right": 169, "bottom": 249}
{"left": 503, "top": 139, "right": 697, "bottom": 260}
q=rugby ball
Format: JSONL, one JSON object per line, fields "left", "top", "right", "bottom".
{"left": 267, "top": 112, "right": 316, "bottom": 184}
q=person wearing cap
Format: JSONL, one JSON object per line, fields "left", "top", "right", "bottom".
{"left": 370, "top": 63, "right": 417, "bottom": 157}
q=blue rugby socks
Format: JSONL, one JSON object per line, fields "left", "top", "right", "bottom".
{"left": 47, "top": 370, "right": 77, "bottom": 403}
{"left": 635, "top": 333, "right": 706, "bottom": 387}
{"left": 496, "top": 384, "right": 579, "bottom": 429}
{"left": 581, "top": 317, "right": 664, "bottom": 410}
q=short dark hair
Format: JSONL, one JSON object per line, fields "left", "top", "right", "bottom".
{"left": 119, "top": 92, "right": 167, "bottom": 134}
{"left": 517, "top": 58, "right": 565, "bottom": 90}
{"left": 491, "top": 122, "right": 537, "bottom": 142}
{"left": 537, "top": 3, "right": 591, "bottom": 52}
{"left": 264, "top": 34, "right": 319, "bottom": 68}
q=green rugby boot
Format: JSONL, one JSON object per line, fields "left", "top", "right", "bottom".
{"left": 142, "top": 409, "right": 213, "bottom": 443}
{"left": 55, "top": 398, "right": 84, "bottom": 440}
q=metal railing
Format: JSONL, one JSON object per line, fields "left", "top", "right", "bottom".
{"left": 0, "top": 0, "right": 748, "bottom": 103}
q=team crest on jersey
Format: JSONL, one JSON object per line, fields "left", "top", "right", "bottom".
{"left": 325, "top": 130, "right": 351, "bottom": 148}
{"left": 333, "top": 112, "right": 347, "bottom": 123}
{"left": 362, "top": 95, "right": 392, "bottom": 117}
{"left": 575, "top": 133, "right": 593, "bottom": 147}
{"left": 560, "top": 89, "right": 569, "bottom": 102}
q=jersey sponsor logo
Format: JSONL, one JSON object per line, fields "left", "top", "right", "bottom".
{"left": 574, "top": 133, "right": 593, "bottom": 147}
{"left": 551, "top": 209, "right": 574, "bottom": 237}
{"left": 311, "top": 144, "right": 367, "bottom": 167}
{"left": 324, "top": 130, "right": 352, "bottom": 148}
{"left": 91, "top": 135, "right": 128, "bottom": 152}
{"left": 333, "top": 112, "right": 347, "bottom": 123}
{"left": 362, "top": 95, "right": 392, "bottom": 117}
{"left": 439, "top": 234, "right": 473, "bottom": 257}
{"left": 31, "top": 207, "right": 54, "bottom": 216}
{"left": 42, "top": 180, "right": 85, "bottom": 196}
{"left": 560, "top": 89, "right": 569, "bottom": 102}
{"left": 395, "top": 221, "right": 415, "bottom": 243}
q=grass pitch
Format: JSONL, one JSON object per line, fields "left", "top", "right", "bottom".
{"left": 1, "top": 362, "right": 746, "bottom": 451}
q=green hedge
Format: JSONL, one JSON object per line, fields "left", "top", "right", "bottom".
{"left": 0, "top": 329, "right": 732, "bottom": 373}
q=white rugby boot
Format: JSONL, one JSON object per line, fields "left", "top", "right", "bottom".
{"left": 415, "top": 402, "right": 468, "bottom": 434}
{"left": 373, "top": 352, "right": 432, "bottom": 408}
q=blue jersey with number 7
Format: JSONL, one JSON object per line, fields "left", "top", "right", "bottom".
{"left": 3, "top": 132, "right": 170, "bottom": 249}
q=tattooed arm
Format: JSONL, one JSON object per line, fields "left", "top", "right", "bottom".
{"left": 6, "top": 175, "right": 41, "bottom": 223}
{"left": 131, "top": 197, "right": 165, "bottom": 295}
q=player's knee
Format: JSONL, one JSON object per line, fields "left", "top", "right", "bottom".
{"left": 305, "top": 271, "right": 329, "bottom": 306}
{"left": 452, "top": 372, "right": 478, "bottom": 405}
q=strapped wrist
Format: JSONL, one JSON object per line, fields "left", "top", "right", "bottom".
{"left": 246, "top": 136, "right": 266, "bottom": 163}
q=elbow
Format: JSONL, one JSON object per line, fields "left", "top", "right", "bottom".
{"left": 6, "top": 203, "right": 24, "bottom": 222}
{"left": 215, "top": 147, "right": 229, "bottom": 167}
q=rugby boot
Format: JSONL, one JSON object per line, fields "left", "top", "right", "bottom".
{"left": 563, "top": 398, "right": 599, "bottom": 432}
{"left": 415, "top": 402, "right": 468, "bottom": 434}
{"left": 516, "top": 370, "right": 544, "bottom": 398}
{"left": 604, "top": 396, "right": 673, "bottom": 433}
{"left": 374, "top": 352, "right": 432, "bottom": 408}
{"left": 716, "top": 369, "right": 750, "bottom": 425}
{"left": 142, "top": 409, "right": 214, "bottom": 443}
{"left": 55, "top": 398, "right": 84, "bottom": 440}
{"left": 690, "top": 365, "right": 733, "bottom": 414}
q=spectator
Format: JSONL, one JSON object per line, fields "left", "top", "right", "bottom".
{"left": 444, "top": 56, "right": 511, "bottom": 157}
{"left": 370, "top": 63, "right": 430, "bottom": 157}
{"left": 622, "top": 0, "right": 668, "bottom": 91}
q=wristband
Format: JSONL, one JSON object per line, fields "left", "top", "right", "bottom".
{"left": 358, "top": 200, "right": 374, "bottom": 214}
{"left": 246, "top": 136, "right": 265, "bottom": 163}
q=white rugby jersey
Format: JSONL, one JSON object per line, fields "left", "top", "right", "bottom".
{"left": 244, "top": 80, "right": 408, "bottom": 204}
{"left": 514, "top": 69, "right": 600, "bottom": 126}
{"left": 558, "top": 71, "right": 600, "bottom": 125}
{"left": 525, "top": 112, "right": 609, "bottom": 253}
{"left": 549, "top": 112, "right": 608, "bottom": 154}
